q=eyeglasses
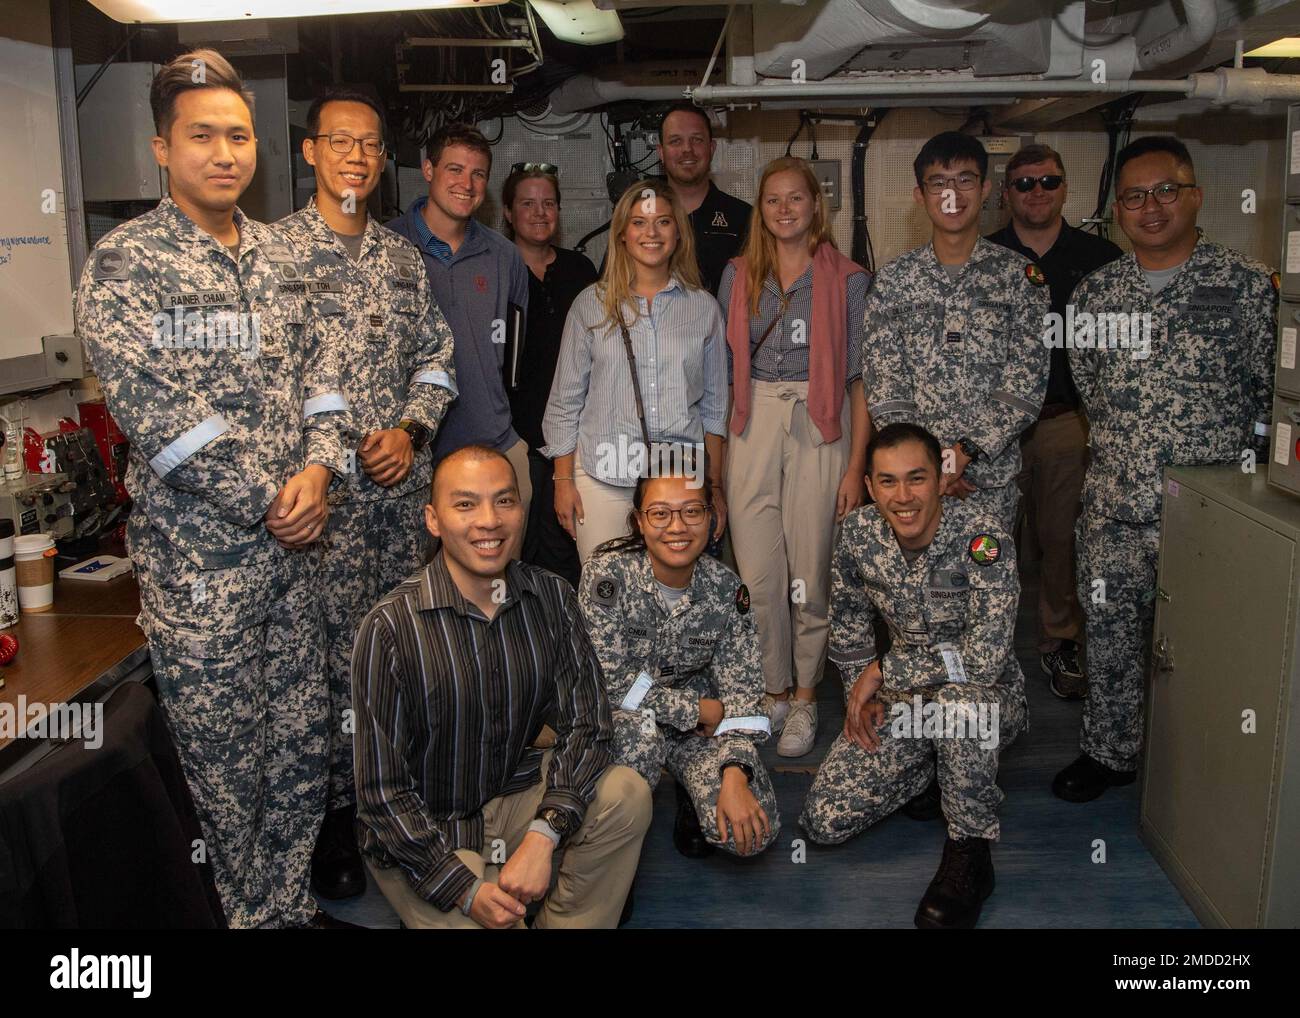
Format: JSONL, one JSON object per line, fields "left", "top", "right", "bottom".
{"left": 641, "top": 503, "right": 709, "bottom": 528}
{"left": 1117, "top": 181, "right": 1197, "bottom": 210}
{"left": 1010, "top": 174, "right": 1064, "bottom": 193}
{"left": 923, "top": 172, "right": 981, "bottom": 195}
{"left": 314, "top": 133, "right": 385, "bottom": 157}
{"left": 512, "top": 162, "right": 559, "bottom": 175}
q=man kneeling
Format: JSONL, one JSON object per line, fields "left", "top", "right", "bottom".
{"left": 800, "top": 423, "right": 1026, "bottom": 929}
{"left": 352, "top": 445, "right": 651, "bottom": 928}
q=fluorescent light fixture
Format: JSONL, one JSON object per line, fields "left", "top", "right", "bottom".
{"left": 528, "top": 0, "right": 623, "bottom": 46}
{"left": 89, "top": 1, "right": 507, "bottom": 23}
{"left": 1245, "top": 37, "right": 1300, "bottom": 58}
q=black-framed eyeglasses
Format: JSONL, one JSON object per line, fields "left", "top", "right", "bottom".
{"left": 1118, "top": 181, "right": 1197, "bottom": 210}
{"left": 314, "top": 133, "right": 385, "bottom": 157}
{"left": 641, "top": 503, "right": 709, "bottom": 528}
{"left": 923, "top": 172, "right": 981, "bottom": 195}
{"left": 1010, "top": 174, "right": 1064, "bottom": 193}
{"left": 512, "top": 161, "right": 559, "bottom": 175}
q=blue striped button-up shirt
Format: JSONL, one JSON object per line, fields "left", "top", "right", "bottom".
{"left": 541, "top": 278, "right": 727, "bottom": 487}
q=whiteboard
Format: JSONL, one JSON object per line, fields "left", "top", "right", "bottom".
{"left": 0, "top": 0, "right": 75, "bottom": 360}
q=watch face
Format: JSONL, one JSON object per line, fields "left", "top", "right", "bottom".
{"left": 545, "top": 808, "right": 570, "bottom": 835}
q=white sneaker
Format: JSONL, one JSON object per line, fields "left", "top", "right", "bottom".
{"left": 778, "top": 700, "right": 818, "bottom": 758}
{"left": 762, "top": 694, "right": 791, "bottom": 735}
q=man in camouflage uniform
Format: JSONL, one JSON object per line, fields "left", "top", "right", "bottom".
{"left": 277, "top": 89, "right": 457, "bottom": 899}
{"left": 74, "top": 51, "right": 353, "bottom": 928}
{"left": 864, "top": 131, "right": 1050, "bottom": 534}
{"left": 578, "top": 503, "right": 779, "bottom": 858}
{"left": 801, "top": 423, "right": 1024, "bottom": 929}
{"left": 1055, "top": 136, "right": 1276, "bottom": 802}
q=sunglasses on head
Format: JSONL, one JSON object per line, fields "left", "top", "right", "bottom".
{"left": 512, "top": 162, "right": 559, "bottom": 175}
{"left": 1010, "top": 174, "right": 1064, "bottom": 193}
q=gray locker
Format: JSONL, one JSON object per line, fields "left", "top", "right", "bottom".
{"left": 1281, "top": 203, "right": 1300, "bottom": 300}
{"left": 1269, "top": 394, "right": 1300, "bottom": 497}
{"left": 1277, "top": 300, "right": 1300, "bottom": 399}
{"left": 1288, "top": 105, "right": 1300, "bottom": 201}
{"left": 1144, "top": 465, "right": 1300, "bottom": 927}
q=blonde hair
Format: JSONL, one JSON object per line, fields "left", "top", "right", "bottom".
{"left": 598, "top": 179, "right": 701, "bottom": 329}
{"left": 740, "top": 157, "right": 835, "bottom": 317}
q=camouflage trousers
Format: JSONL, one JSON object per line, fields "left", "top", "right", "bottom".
{"left": 322, "top": 489, "right": 430, "bottom": 809}
{"left": 612, "top": 709, "right": 781, "bottom": 855}
{"left": 953, "top": 479, "right": 1020, "bottom": 536}
{"left": 133, "top": 528, "right": 327, "bottom": 929}
{"left": 1076, "top": 510, "right": 1160, "bottom": 772}
{"left": 801, "top": 681, "right": 1025, "bottom": 842}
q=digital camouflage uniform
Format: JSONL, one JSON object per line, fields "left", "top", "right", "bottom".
{"left": 578, "top": 548, "right": 780, "bottom": 855}
{"left": 863, "top": 238, "right": 1051, "bottom": 532}
{"left": 801, "top": 499, "right": 1025, "bottom": 843}
{"left": 1069, "top": 236, "right": 1275, "bottom": 771}
{"left": 74, "top": 196, "right": 352, "bottom": 928}
{"left": 277, "top": 198, "right": 456, "bottom": 810}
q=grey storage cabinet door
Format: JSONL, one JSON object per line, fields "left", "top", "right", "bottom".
{"left": 1146, "top": 487, "right": 1292, "bottom": 928}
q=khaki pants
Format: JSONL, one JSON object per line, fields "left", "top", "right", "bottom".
{"left": 726, "top": 381, "right": 851, "bottom": 693}
{"left": 1017, "top": 410, "right": 1087, "bottom": 653}
{"left": 572, "top": 451, "right": 638, "bottom": 563}
{"left": 367, "top": 758, "right": 651, "bottom": 929}
{"left": 504, "top": 438, "right": 534, "bottom": 545}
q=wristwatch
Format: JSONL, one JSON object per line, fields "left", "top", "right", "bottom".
{"left": 397, "top": 418, "right": 430, "bottom": 452}
{"left": 721, "top": 761, "right": 755, "bottom": 782}
{"left": 537, "top": 806, "right": 574, "bottom": 841}
{"left": 956, "top": 437, "right": 983, "bottom": 463}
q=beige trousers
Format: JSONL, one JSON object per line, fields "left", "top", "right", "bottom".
{"left": 1017, "top": 409, "right": 1088, "bottom": 652}
{"left": 572, "top": 451, "right": 638, "bottom": 563}
{"left": 367, "top": 758, "right": 651, "bottom": 929}
{"left": 504, "top": 438, "right": 534, "bottom": 545}
{"left": 726, "top": 380, "right": 851, "bottom": 693}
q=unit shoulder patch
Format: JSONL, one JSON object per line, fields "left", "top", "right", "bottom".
{"left": 92, "top": 247, "right": 130, "bottom": 280}
{"left": 968, "top": 534, "right": 1001, "bottom": 565}
{"left": 1025, "top": 262, "right": 1046, "bottom": 287}
{"left": 592, "top": 576, "right": 620, "bottom": 607}
{"left": 735, "top": 583, "right": 751, "bottom": 615}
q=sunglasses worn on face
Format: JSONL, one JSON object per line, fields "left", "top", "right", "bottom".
{"left": 1010, "top": 174, "right": 1064, "bottom": 193}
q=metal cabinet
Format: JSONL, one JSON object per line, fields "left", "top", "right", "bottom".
{"left": 1144, "top": 464, "right": 1300, "bottom": 927}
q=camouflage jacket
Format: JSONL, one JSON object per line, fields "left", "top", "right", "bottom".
{"left": 276, "top": 198, "right": 456, "bottom": 502}
{"left": 74, "top": 196, "right": 351, "bottom": 569}
{"left": 828, "top": 499, "right": 1023, "bottom": 693}
{"left": 578, "top": 546, "right": 768, "bottom": 770}
{"left": 1069, "top": 236, "right": 1276, "bottom": 523}
{"left": 863, "top": 237, "right": 1050, "bottom": 489}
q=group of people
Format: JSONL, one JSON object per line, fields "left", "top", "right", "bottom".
{"left": 73, "top": 46, "right": 1277, "bottom": 930}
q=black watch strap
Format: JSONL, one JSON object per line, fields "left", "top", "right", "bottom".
{"left": 721, "top": 761, "right": 755, "bottom": 782}
{"left": 957, "top": 437, "right": 982, "bottom": 462}
{"left": 398, "top": 418, "right": 430, "bottom": 452}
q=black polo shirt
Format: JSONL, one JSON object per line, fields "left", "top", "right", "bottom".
{"left": 689, "top": 181, "right": 751, "bottom": 296}
{"left": 507, "top": 246, "right": 598, "bottom": 450}
{"left": 986, "top": 220, "right": 1122, "bottom": 411}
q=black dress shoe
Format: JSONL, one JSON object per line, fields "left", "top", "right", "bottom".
{"left": 914, "top": 836, "right": 995, "bottom": 929}
{"left": 900, "top": 776, "right": 943, "bottom": 821}
{"left": 312, "top": 805, "right": 367, "bottom": 900}
{"left": 672, "top": 781, "right": 715, "bottom": 858}
{"left": 1051, "top": 753, "right": 1137, "bottom": 803}
{"left": 618, "top": 887, "right": 635, "bottom": 928}
{"left": 300, "top": 908, "right": 365, "bottom": 929}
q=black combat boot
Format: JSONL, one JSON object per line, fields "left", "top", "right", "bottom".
{"left": 900, "top": 775, "right": 943, "bottom": 821}
{"left": 672, "top": 781, "right": 715, "bottom": 858}
{"left": 1051, "top": 753, "right": 1137, "bottom": 803}
{"left": 311, "top": 804, "right": 367, "bottom": 900}
{"left": 914, "top": 835, "right": 995, "bottom": 929}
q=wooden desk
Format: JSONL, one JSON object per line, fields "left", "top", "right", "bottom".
{"left": 0, "top": 569, "right": 148, "bottom": 757}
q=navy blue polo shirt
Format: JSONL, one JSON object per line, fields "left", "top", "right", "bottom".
{"left": 386, "top": 198, "right": 530, "bottom": 458}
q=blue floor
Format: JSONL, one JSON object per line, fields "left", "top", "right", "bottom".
{"left": 325, "top": 558, "right": 1199, "bottom": 929}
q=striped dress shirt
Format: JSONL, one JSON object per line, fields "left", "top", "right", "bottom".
{"left": 540, "top": 278, "right": 728, "bottom": 486}
{"left": 351, "top": 550, "right": 614, "bottom": 911}
{"left": 717, "top": 261, "right": 870, "bottom": 385}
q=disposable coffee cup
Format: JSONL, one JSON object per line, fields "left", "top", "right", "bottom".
{"left": 14, "top": 533, "right": 56, "bottom": 612}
